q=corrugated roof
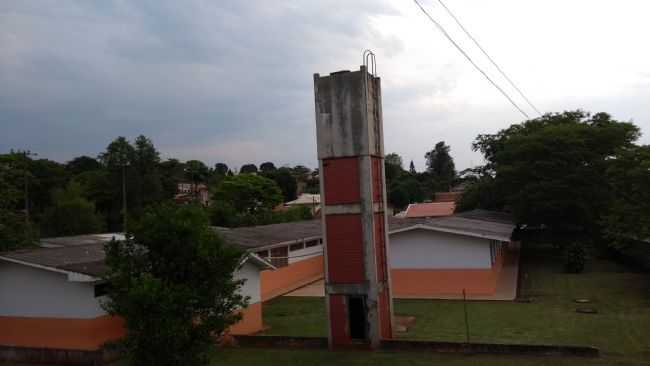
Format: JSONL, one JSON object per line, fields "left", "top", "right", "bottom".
{"left": 455, "top": 209, "right": 515, "bottom": 225}
{"left": 413, "top": 216, "right": 514, "bottom": 242}
{"left": 213, "top": 211, "right": 513, "bottom": 250}
{"left": 1, "top": 210, "right": 514, "bottom": 277}
{"left": 404, "top": 202, "right": 456, "bottom": 218}
{"left": 0, "top": 243, "right": 107, "bottom": 275}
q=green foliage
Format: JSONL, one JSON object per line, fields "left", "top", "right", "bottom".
{"left": 471, "top": 110, "right": 640, "bottom": 242}
{"left": 385, "top": 152, "right": 404, "bottom": 185}
{"left": 425, "top": 141, "right": 456, "bottom": 189}
{"left": 66, "top": 156, "right": 102, "bottom": 176}
{"left": 0, "top": 152, "right": 37, "bottom": 249}
{"left": 455, "top": 170, "right": 504, "bottom": 213}
{"left": 239, "top": 164, "right": 258, "bottom": 174}
{"left": 213, "top": 174, "right": 282, "bottom": 214}
{"left": 565, "top": 242, "right": 586, "bottom": 273}
{"left": 214, "top": 163, "right": 229, "bottom": 176}
{"left": 262, "top": 167, "right": 297, "bottom": 202}
{"left": 601, "top": 145, "right": 650, "bottom": 248}
{"left": 103, "top": 204, "right": 246, "bottom": 366}
{"left": 42, "top": 181, "right": 104, "bottom": 237}
{"left": 259, "top": 162, "right": 276, "bottom": 173}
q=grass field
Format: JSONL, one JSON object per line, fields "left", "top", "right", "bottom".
{"left": 240, "top": 245, "right": 650, "bottom": 365}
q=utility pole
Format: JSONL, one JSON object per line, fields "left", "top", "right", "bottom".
{"left": 20, "top": 151, "right": 36, "bottom": 241}
{"left": 122, "top": 163, "right": 128, "bottom": 233}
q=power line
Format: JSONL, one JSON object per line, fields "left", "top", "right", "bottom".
{"left": 434, "top": 0, "right": 542, "bottom": 116}
{"left": 412, "top": 0, "right": 530, "bottom": 119}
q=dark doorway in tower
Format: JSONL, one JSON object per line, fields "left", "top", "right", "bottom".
{"left": 348, "top": 296, "right": 367, "bottom": 340}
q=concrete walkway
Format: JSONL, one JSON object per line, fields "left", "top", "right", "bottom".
{"left": 284, "top": 244, "right": 520, "bottom": 301}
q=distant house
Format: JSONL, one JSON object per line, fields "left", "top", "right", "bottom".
{"left": 0, "top": 233, "right": 272, "bottom": 351}
{"left": 175, "top": 182, "right": 210, "bottom": 206}
{"left": 215, "top": 210, "right": 519, "bottom": 300}
{"left": 285, "top": 193, "right": 320, "bottom": 215}
{"left": 403, "top": 201, "right": 456, "bottom": 218}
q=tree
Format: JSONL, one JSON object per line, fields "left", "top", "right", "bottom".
{"left": 214, "top": 163, "right": 229, "bottom": 176}
{"left": 99, "top": 137, "right": 135, "bottom": 169}
{"left": 66, "top": 156, "right": 102, "bottom": 176}
{"left": 159, "top": 159, "right": 186, "bottom": 199}
{"left": 385, "top": 153, "right": 404, "bottom": 186}
{"left": 409, "top": 160, "right": 416, "bottom": 175}
{"left": 262, "top": 167, "right": 297, "bottom": 202}
{"left": 185, "top": 160, "right": 209, "bottom": 184}
{"left": 0, "top": 153, "right": 35, "bottom": 250}
{"left": 259, "top": 162, "right": 276, "bottom": 173}
{"left": 42, "top": 181, "right": 104, "bottom": 236}
{"left": 425, "top": 141, "right": 456, "bottom": 190}
{"left": 239, "top": 164, "right": 258, "bottom": 174}
{"left": 601, "top": 145, "right": 650, "bottom": 247}
{"left": 472, "top": 110, "right": 640, "bottom": 243}
{"left": 213, "top": 174, "right": 282, "bottom": 214}
{"left": 103, "top": 203, "right": 246, "bottom": 366}
{"left": 132, "top": 135, "right": 163, "bottom": 210}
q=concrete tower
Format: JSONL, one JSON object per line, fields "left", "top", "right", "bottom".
{"left": 313, "top": 65, "right": 393, "bottom": 349}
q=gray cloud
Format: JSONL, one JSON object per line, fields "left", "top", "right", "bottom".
{"left": 1, "top": 0, "right": 648, "bottom": 172}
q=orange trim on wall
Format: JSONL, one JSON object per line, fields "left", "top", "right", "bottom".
{"left": 228, "top": 302, "right": 263, "bottom": 335}
{"left": 392, "top": 247, "right": 506, "bottom": 297}
{"left": 0, "top": 315, "right": 124, "bottom": 350}
{"left": 260, "top": 255, "right": 323, "bottom": 301}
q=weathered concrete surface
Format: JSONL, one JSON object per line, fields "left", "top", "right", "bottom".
{"left": 314, "top": 66, "right": 392, "bottom": 349}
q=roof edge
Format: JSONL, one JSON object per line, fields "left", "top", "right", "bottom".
{"left": 0, "top": 256, "right": 98, "bottom": 282}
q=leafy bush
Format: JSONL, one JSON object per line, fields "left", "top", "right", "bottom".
{"left": 103, "top": 203, "right": 246, "bottom": 366}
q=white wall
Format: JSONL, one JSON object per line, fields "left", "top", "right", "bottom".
{"left": 0, "top": 262, "right": 106, "bottom": 318}
{"left": 288, "top": 243, "right": 323, "bottom": 264}
{"left": 234, "top": 262, "right": 261, "bottom": 304}
{"left": 389, "top": 229, "right": 492, "bottom": 269}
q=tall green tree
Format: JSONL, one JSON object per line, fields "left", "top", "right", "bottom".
{"left": 425, "top": 141, "right": 456, "bottom": 190}
{"left": 159, "top": 159, "right": 186, "bottom": 199}
{"left": 0, "top": 153, "right": 35, "bottom": 250}
{"left": 385, "top": 153, "right": 404, "bottom": 186}
{"left": 99, "top": 137, "right": 136, "bottom": 231}
{"left": 471, "top": 110, "right": 640, "bottom": 242}
{"left": 103, "top": 203, "right": 246, "bottom": 366}
{"left": 132, "top": 135, "right": 163, "bottom": 211}
{"left": 602, "top": 145, "right": 650, "bottom": 247}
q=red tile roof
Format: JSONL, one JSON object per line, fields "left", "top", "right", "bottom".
{"left": 404, "top": 202, "right": 456, "bottom": 218}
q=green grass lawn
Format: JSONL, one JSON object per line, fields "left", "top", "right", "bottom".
{"left": 248, "top": 245, "right": 650, "bottom": 365}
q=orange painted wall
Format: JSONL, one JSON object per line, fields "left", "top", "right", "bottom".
{"left": 260, "top": 255, "right": 323, "bottom": 301}
{"left": 391, "top": 246, "right": 506, "bottom": 297}
{"left": 0, "top": 314, "right": 124, "bottom": 350}
{"left": 228, "top": 302, "right": 263, "bottom": 335}
{"left": 0, "top": 302, "right": 265, "bottom": 350}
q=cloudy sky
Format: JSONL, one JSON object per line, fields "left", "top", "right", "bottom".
{"left": 2, "top": 0, "right": 649, "bottom": 171}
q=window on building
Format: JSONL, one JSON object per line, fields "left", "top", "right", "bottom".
{"left": 289, "top": 242, "right": 304, "bottom": 251}
{"left": 270, "top": 246, "right": 289, "bottom": 268}
{"left": 257, "top": 250, "right": 269, "bottom": 258}
{"left": 305, "top": 239, "right": 320, "bottom": 248}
